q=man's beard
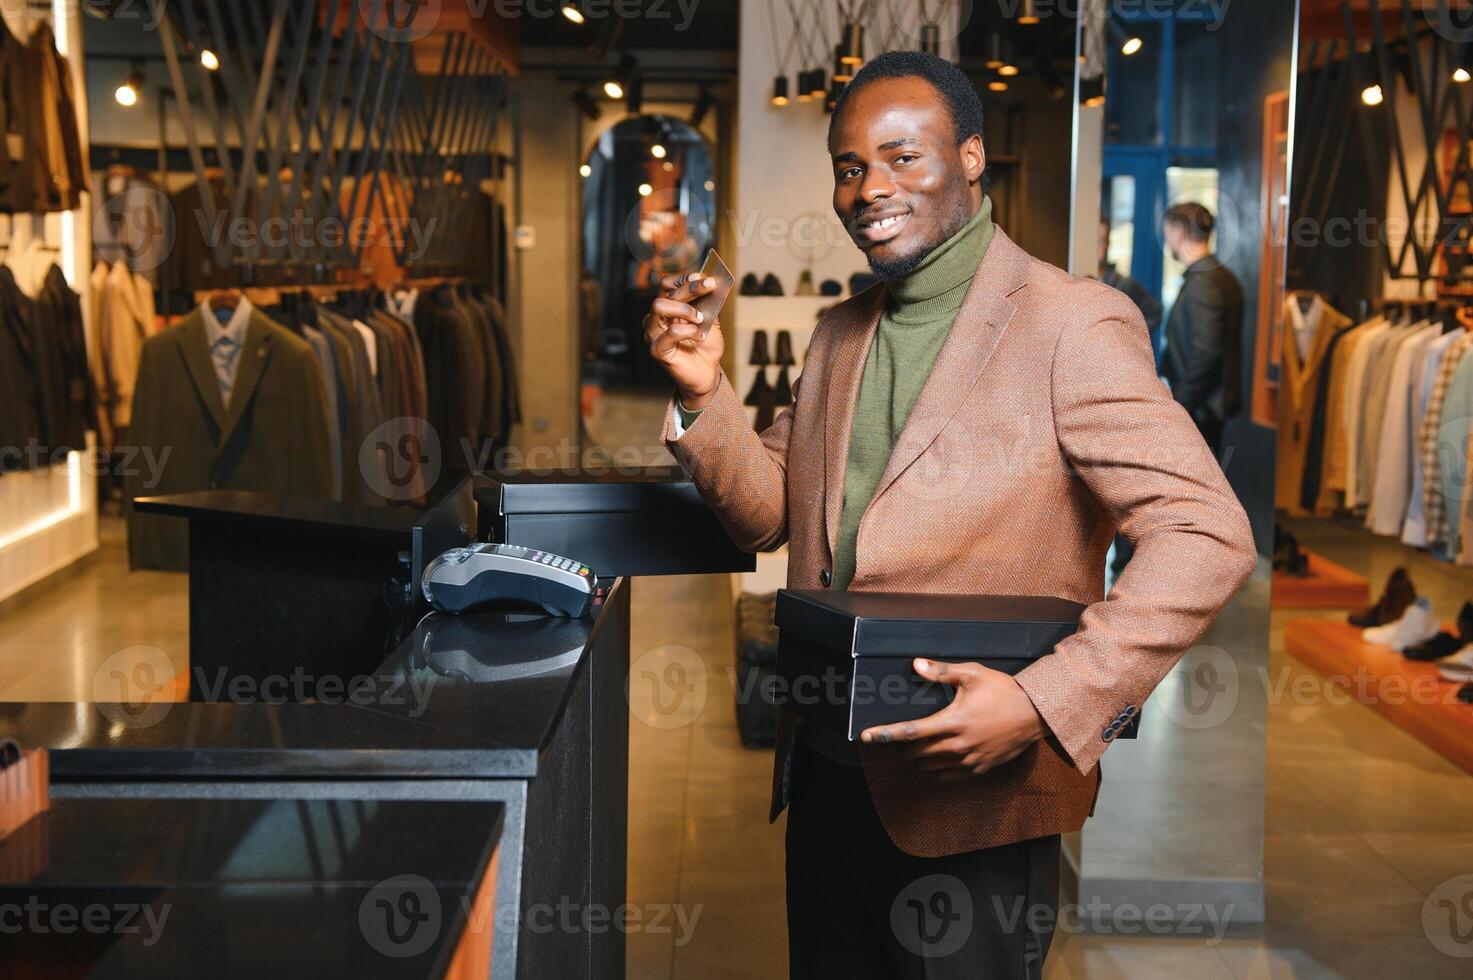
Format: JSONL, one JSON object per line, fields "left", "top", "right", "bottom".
{"left": 863, "top": 193, "right": 976, "bottom": 282}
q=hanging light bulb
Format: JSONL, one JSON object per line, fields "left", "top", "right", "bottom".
{"left": 1017, "top": 0, "right": 1041, "bottom": 24}
{"left": 1362, "top": 83, "right": 1384, "bottom": 105}
{"left": 1456, "top": 67, "right": 1472, "bottom": 84}
{"left": 650, "top": 142, "right": 667, "bottom": 159}
{"left": 199, "top": 48, "right": 220, "bottom": 71}
{"left": 919, "top": 24, "right": 941, "bottom": 56}
{"left": 988, "top": 80, "right": 1009, "bottom": 92}
{"left": 984, "top": 32, "right": 1006, "bottom": 69}
{"left": 998, "top": 63, "right": 1020, "bottom": 77}
{"left": 638, "top": 182, "right": 653, "bottom": 197}
{"left": 840, "top": 22, "right": 864, "bottom": 66}
{"left": 579, "top": 163, "right": 592, "bottom": 177}
{"left": 771, "top": 74, "right": 790, "bottom": 106}
{"left": 833, "top": 45, "right": 853, "bottom": 84}
{"left": 561, "top": 2, "right": 585, "bottom": 24}
{"left": 603, "top": 78, "right": 624, "bottom": 99}
{"left": 1121, "top": 35, "right": 1143, "bottom": 56}
{"left": 807, "top": 67, "right": 827, "bottom": 99}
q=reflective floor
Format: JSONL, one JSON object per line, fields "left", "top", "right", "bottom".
{"left": 2, "top": 397, "right": 1471, "bottom": 976}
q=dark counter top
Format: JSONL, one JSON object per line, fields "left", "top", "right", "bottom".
{"left": 0, "top": 798, "right": 503, "bottom": 977}
{"left": 0, "top": 578, "right": 629, "bottom": 781}
{"left": 132, "top": 490, "right": 427, "bottom": 541}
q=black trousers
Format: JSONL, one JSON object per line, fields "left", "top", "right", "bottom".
{"left": 786, "top": 739, "right": 1060, "bottom": 979}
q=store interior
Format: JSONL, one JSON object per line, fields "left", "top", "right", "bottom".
{"left": 0, "top": 0, "right": 1471, "bottom": 976}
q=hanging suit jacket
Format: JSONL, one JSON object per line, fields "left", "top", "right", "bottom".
{"left": 0, "top": 21, "right": 86, "bottom": 213}
{"left": 0, "top": 268, "right": 40, "bottom": 468}
{"left": 415, "top": 289, "right": 485, "bottom": 489}
{"left": 125, "top": 307, "right": 334, "bottom": 571}
{"left": 1275, "top": 298, "right": 1351, "bottom": 514}
{"left": 35, "top": 263, "right": 95, "bottom": 455}
{"left": 662, "top": 227, "right": 1257, "bottom": 856}
{"left": 95, "top": 260, "right": 158, "bottom": 435}
{"left": 1314, "top": 319, "right": 1378, "bottom": 514}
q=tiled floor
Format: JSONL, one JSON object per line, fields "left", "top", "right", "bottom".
{"left": 3, "top": 392, "right": 1472, "bottom": 976}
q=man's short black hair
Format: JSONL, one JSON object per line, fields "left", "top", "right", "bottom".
{"left": 827, "top": 50, "right": 985, "bottom": 150}
{"left": 1163, "top": 202, "right": 1215, "bottom": 243}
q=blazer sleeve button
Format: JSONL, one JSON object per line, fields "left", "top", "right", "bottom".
{"left": 819, "top": 568, "right": 832, "bottom": 586}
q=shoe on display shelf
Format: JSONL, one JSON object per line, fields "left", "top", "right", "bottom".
{"left": 1437, "top": 646, "right": 1473, "bottom": 682}
{"left": 1362, "top": 596, "right": 1439, "bottom": 651}
{"left": 1349, "top": 567, "right": 1416, "bottom": 628}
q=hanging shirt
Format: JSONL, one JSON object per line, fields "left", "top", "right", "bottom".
{"left": 201, "top": 297, "right": 253, "bottom": 408}
{"left": 1365, "top": 322, "right": 1440, "bottom": 535}
{"left": 1425, "top": 335, "right": 1473, "bottom": 546}
{"left": 1403, "top": 327, "right": 1466, "bottom": 546}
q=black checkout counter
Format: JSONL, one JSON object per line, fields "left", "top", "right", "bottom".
{"left": 0, "top": 469, "right": 753, "bottom": 979}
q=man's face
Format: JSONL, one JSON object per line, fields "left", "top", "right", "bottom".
{"left": 830, "top": 76, "right": 985, "bottom": 281}
{"left": 1162, "top": 222, "right": 1185, "bottom": 263}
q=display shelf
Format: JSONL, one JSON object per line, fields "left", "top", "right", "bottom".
{"left": 1271, "top": 550, "right": 1370, "bottom": 610}
{"left": 1284, "top": 619, "right": 1473, "bottom": 774}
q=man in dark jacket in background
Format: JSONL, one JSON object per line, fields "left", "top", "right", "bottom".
{"left": 1098, "top": 218, "right": 1162, "bottom": 348}
{"left": 1160, "top": 202, "right": 1243, "bottom": 456}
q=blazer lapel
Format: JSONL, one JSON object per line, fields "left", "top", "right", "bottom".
{"left": 822, "top": 287, "right": 886, "bottom": 560}
{"left": 176, "top": 309, "right": 227, "bottom": 429}
{"left": 866, "top": 227, "right": 1029, "bottom": 508}
{"left": 216, "top": 312, "right": 277, "bottom": 451}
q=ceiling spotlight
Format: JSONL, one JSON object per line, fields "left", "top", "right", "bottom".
{"left": 1456, "top": 67, "right": 1471, "bottom": 84}
{"left": 998, "top": 63, "right": 1019, "bottom": 77}
{"left": 579, "top": 162, "right": 592, "bottom": 177}
{"left": 661, "top": 160, "right": 673, "bottom": 172}
{"left": 1121, "top": 35, "right": 1143, "bottom": 56}
{"left": 988, "top": 80, "right": 1008, "bottom": 92}
{"left": 1017, "top": 0, "right": 1041, "bottom": 23}
{"left": 115, "top": 67, "right": 142, "bottom": 107}
{"left": 604, "top": 53, "right": 637, "bottom": 100}
{"left": 704, "top": 179, "right": 714, "bottom": 191}
{"left": 561, "top": 2, "right": 584, "bottom": 24}
{"left": 199, "top": 47, "right": 220, "bottom": 71}
{"left": 1362, "top": 83, "right": 1384, "bottom": 105}
{"left": 638, "top": 182, "right": 653, "bottom": 197}
{"left": 651, "top": 142, "right": 667, "bottom": 159}
{"left": 771, "top": 74, "right": 789, "bottom": 107}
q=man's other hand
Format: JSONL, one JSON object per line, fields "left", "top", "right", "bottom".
{"left": 860, "top": 658, "right": 1049, "bottom": 781}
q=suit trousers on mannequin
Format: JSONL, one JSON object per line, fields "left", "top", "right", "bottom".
{"left": 785, "top": 739, "right": 1060, "bottom": 980}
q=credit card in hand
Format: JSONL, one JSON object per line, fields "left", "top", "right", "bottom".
{"left": 688, "top": 249, "right": 734, "bottom": 337}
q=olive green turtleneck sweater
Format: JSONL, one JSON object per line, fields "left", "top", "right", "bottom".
{"left": 677, "top": 197, "right": 994, "bottom": 592}
{"left": 829, "top": 196, "right": 994, "bottom": 592}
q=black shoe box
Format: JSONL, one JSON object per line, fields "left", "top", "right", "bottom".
{"left": 774, "top": 589, "right": 1114, "bottom": 741}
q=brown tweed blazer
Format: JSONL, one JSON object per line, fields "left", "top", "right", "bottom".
{"left": 662, "top": 228, "right": 1257, "bottom": 857}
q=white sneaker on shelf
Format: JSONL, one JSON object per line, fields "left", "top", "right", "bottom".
{"left": 1437, "top": 645, "right": 1473, "bottom": 682}
{"left": 1362, "top": 596, "right": 1439, "bottom": 651}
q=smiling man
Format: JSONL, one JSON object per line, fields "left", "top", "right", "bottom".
{"left": 644, "top": 51, "right": 1255, "bottom": 978}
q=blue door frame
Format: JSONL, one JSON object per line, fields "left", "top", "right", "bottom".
{"left": 1102, "top": 8, "right": 1219, "bottom": 317}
